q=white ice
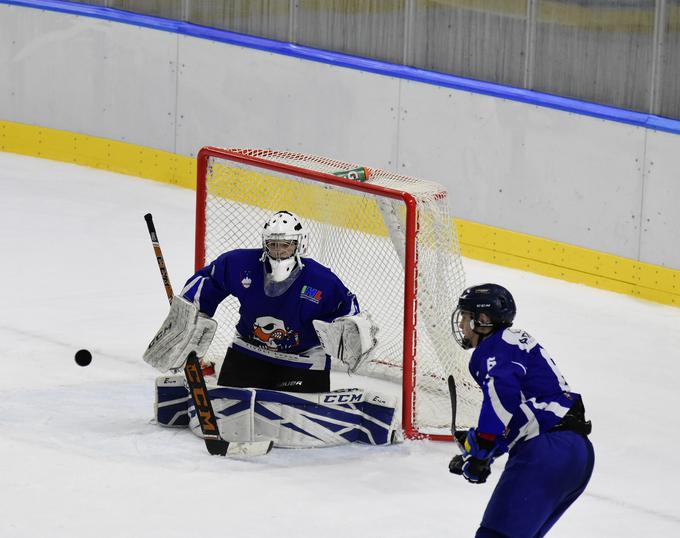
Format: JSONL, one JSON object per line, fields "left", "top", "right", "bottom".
{"left": 0, "top": 152, "right": 679, "bottom": 537}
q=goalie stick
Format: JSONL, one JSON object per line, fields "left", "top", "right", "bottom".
{"left": 144, "top": 213, "right": 273, "bottom": 457}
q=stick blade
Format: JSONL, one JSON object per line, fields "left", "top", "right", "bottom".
{"left": 226, "top": 440, "right": 275, "bottom": 458}
{"left": 205, "top": 439, "right": 273, "bottom": 457}
{"left": 205, "top": 438, "right": 229, "bottom": 456}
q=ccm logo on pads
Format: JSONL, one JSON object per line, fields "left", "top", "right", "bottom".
{"left": 323, "top": 393, "right": 363, "bottom": 404}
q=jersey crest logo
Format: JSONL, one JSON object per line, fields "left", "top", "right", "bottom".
{"left": 300, "top": 285, "right": 322, "bottom": 304}
{"left": 240, "top": 271, "right": 252, "bottom": 289}
{"left": 252, "top": 316, "right": 300, "bottom": 350}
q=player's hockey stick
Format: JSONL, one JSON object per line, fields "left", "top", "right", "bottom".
{"left": 144, "top": 213, "right": 273, "bottom": 457}
{"left": 448, "top": 375, "right": 466, "bottom": 474}
{"left": 448, "top": 375, "right": 457, "bottom": 438}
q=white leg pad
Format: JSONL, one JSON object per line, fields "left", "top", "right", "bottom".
{"left": 196, "top": 388, "right": 400, "bottom": 448}
{"left": 155, "top": 375, "right": 191, "bottom": 427}
{"left": 156, "top": 379, "right": 401, "bottom": 448}
{"left": 188, "top": 386, "right": 278, "bottom": 445}
{"left": 280, "top": 389, "right": 400, "bottom": 447}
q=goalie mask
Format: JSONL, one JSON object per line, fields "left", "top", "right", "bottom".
{"left": 260, "top": 211, "right": 309, "bottom": 282}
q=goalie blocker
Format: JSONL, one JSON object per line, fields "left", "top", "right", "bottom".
{"left": 143, "top": 295, "right": 217, "bottom": 373}
{"left": 155, "top": 376, "right": 401, "bottom": 447}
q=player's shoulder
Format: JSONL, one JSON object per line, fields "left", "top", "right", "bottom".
{"left": 301, "top": 257, "right": 337, "bottom": 277}
{"left": 300, "top": 257, "right": 348, "bottom": 289}
{"left": 207, "top": 249, "right": 262, "bottom": 276}
{"left": 218, "top": 248, "right": 262, "bottom": 263}
{"left": 499, "top": 327, "right": 538, "bottom": 352}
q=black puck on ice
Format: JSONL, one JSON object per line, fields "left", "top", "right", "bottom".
{"left": 75, "top": 349, "right": 92, "bottom": 367}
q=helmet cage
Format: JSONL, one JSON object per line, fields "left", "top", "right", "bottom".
{"left": 263, "top": 237, "right": 299, "bottom": 261}
{"left": 451, "top": 307, "right": 495, "bottom": 350}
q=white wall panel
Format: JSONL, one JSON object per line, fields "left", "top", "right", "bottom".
{"left": 640, "top": 130, "right": 680, "bottom": 268}
{"left": 1, "top": 4, "right": 678, "bottom": 269}
{"left": 174, "top": 35, "right": 400, "bottom": 167}
{"left": 397, "top": 80, "right": 647, "bottom": 259}
{"left": 0, "top": 5, "right": 177, "bottom": 150}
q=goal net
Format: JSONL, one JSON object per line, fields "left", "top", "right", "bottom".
{"left": 195, "top": 147, "right": 481, "bottom": 439}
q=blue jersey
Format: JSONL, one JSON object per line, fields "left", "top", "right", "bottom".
{"left": 180, "top": 249, "right": 359, "bottom": 370}
{"left": 469, "top": 327, "right": 581, "bottom": 453}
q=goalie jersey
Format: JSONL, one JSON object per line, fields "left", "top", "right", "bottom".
{"left": 469, "top": 327, "right": 582, "bottom": 453}
{"left": 180, "top": 249, "right": 359, "bottom": 371}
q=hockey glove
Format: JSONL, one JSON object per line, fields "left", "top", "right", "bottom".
{"left": 460, "top": 429, "right": 498, "bottom": 485}
{"left": 448, "top": 430, "right": 468, "bottom": 474}
{"left": 449, "top": 454, "right": 465, "bottom": 475}
{"left": 312, "top": 313, "right": 378, "bottom": 373}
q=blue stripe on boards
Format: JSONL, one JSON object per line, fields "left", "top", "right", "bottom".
{"left": 5, "top": 0, "right": 680, "bottom": 134}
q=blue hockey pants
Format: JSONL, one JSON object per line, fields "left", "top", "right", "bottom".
{"left": 475, "top": 430, "right": 595, "bottom": 538}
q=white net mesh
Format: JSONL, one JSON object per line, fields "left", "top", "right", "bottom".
{"left": 198, "top": 148, "right": 481, "bottom": 435}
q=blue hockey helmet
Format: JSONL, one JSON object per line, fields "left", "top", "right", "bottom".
{"left": 452, "top": 283, "right": 516, "bottom": 349}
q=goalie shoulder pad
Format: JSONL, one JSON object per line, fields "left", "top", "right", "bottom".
{"left": 143, "top": 296, "right": 217, "bottom": 373}
{"left": 312, "top": 312, "right": 378, "bottom": 373}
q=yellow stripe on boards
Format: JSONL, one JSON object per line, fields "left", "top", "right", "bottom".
{"left": 0, "top": 120, "right": 195, "bottom": 189}
{"left": 456, "top": 220, "right": 680, "bottom": 308}
{"left": 1, "top": 119, "right": 678, "bottom": 308}
{"left": 206, "top": 161, "right": 389, "bottom": 237}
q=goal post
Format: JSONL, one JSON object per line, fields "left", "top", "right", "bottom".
{"left": 195, "top": 146, "right": 480, "bottom": 440}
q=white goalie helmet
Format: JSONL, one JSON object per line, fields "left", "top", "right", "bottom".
{"left": 261, "top": 210, "right": 309, "bottom": 282}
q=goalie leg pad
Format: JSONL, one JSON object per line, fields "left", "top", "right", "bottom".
{"left": 256, "top": 389, "right": 360, "bottom": 448}
{"left": 356, "top": 391, "right": 401, "bottom": 445}
{"left": 188, "top": 386, "right": 278, "bottom": 444}
{"left": 198, "top": 388, "right": 400, "bottom": 448}
{"left": 182, "top": 386, "right": 401, "bottom": 448}
{"left": 155, "top": 372, "right": 224, "bottom": 430}
{"left": 256, "top": 388, "right": 399, "bottom": 447}
{"left": 155, "top": 375, "right": 190, "bottom": 427}
{"left": 155, "top": 377, "right": 269, "bottom": 443}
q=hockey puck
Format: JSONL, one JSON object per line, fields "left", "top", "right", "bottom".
{"left": 75, "top": 349, "right": 92, "bottom": 367}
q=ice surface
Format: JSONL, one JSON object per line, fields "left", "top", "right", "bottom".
{"left": 1, "top": 152, "right": 679, "bottom": 537}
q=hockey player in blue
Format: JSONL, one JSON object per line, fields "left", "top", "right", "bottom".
{"left": 449, "top": 284, "right": 594, "bottom": 537}
{"left": 144, "top": 210, "right": 399, "bottom": 448}
{"left": 179, "top": 210, "right": 360, "bottom": 393}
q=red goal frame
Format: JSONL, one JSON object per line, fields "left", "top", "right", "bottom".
{"left": 195, "top": 146, "right": 451, "bottom": 441}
